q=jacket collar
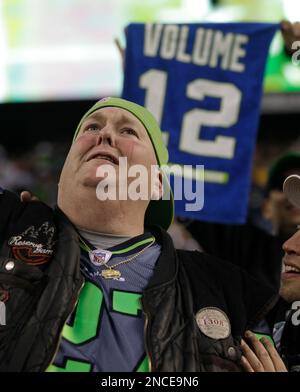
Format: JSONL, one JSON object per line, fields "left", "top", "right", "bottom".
{"left": 144, "top": 225, "right": 178, "bottom": 291}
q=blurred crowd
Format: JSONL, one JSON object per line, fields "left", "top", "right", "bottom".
{"left": 0, "top": 142, "right": 69, "bottom": 207}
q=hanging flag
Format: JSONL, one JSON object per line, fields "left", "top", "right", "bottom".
{"left": 122, "top": 22, "right": 279, "bottom": 224}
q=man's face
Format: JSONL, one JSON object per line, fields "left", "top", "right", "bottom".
{"left": 263, "top": 190, "right": 300, "bottom": 240}
{"left": 280, "top": 228, "right": 300, "bottom": 303}
{"left": 58, "top": 107, "right": 160, "bottom": 200}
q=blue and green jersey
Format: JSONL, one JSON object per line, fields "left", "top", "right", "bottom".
{"left": 47, "top": 232, "right": 160, "bottom": 372}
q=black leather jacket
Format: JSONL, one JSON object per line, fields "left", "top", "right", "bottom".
{"left": 142, "top": 226, "right": 279, "bottom": 371}
{"left": 0, "top": 190, "right": 279, "bottom": 372}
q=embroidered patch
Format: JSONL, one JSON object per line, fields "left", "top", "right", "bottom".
{"left": 195, "top": 307, "right": 231, "bottom": 339}
{"left": 8, "top": 222, "right": 55, "bottom": 266}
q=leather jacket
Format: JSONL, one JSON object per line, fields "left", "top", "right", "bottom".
{"left": 0, "top": 190, "right": 279, "bottom": 372}
{"left": 142, "top": 226, "right": 279, "bottom": 371}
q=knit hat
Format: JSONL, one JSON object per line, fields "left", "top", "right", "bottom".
{"left": 73, "top": 97, "right": 174, "bottom": 230}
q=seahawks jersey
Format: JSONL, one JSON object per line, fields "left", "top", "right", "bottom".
{"left": 47, "top": 232, "right": 161, "bottom": 372}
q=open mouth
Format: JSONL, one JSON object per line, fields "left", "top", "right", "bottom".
{"left": 87, "top": 153, "right": 119, "bottom": 165}
{"left": 282, "top": 264, "right": 300, "bottom": 278}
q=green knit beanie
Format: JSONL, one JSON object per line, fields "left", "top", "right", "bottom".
{"left": 73, "top": 97, "right": 174, "bottom": 230}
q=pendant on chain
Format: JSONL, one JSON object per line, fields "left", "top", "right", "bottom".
{"left": 101, "top": 269, "right": 122, "bottom": 279}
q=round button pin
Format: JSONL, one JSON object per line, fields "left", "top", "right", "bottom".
{"left": 5, "top": 261, "right": 15, "bottom": 271}
{"left": 195, "top": 307, "right": 231, "bottom": 339}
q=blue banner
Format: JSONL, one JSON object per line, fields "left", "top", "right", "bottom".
{"left": 122, "top": 23, "right": 278, "bottom": 224}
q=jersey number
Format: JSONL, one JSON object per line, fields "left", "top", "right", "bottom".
{"left": 47, "top": 282, "right": 148, "bottom": 372}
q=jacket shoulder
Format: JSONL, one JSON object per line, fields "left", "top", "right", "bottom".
{"left": 176, "top": 249, "right": 278, "bottom": 331}
{"left": 177, "top": 248, "right": 241, "bottom": 277}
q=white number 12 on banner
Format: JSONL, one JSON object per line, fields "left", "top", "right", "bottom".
{"left": 139, "top": 69, "right": 241, "bottom": 162}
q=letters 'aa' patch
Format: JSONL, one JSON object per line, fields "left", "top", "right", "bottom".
{"left": 195, "top": 307, "right": 231, "bottom": 339}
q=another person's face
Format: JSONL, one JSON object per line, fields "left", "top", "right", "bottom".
{"left": 58, "top": 107, "right": 159, "bottom": 200}
{"left": 264, "top": 189, "right": 300, "bottom": 240}
{"left": 281, "top": 228, "right": 300, "bottom": 302}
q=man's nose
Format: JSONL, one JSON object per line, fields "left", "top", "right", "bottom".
{"left": 95, "top": 126, "right": 115, "bottom": 146}
{"left": 282, "top": 231, "right": 300, "bottom": 255}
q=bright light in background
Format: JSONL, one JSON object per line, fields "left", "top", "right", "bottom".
{"left": 0, "top": 0, "right": 299, "bottom": 103}
{"left": 283, "top": 0, "right": 300, "bottom": 22}
{"left": 204, "top": 0, "right": 284, "bottom": 22}
{"left": 159, "top": 0, "right": 210, "bottom": 22}
{"left": 2, "top": 0, "right": 125, "bottom": 102}
{"left": 0, "top": 0, "right": 213, "bottom": 101}
{"left": 0, "top": 0, "right": 209, "bottom": 103}
{"left": 0, "top": 1, "right": 8, "bottom": 99}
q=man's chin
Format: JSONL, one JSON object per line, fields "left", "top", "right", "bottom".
{"left": 279, "top": 281, "right": 300, "bottom": 303}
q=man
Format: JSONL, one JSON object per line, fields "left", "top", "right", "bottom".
{"left": 262, "top": 153, "right": 300, "bottom": 241}
{"left": 0, "top": 97, "right": 279, "bottom": 372}
{"left": 236, "top": 174, "right": 300, "bottom": 372}
{"left": 273, "top": 174, "right": 300, "bottom": 372}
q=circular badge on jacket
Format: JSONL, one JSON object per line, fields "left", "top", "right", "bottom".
{"left": 195, "top": 307, "right": 231, "bottom": 339}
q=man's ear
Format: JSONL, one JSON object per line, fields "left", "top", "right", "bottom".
{"left": 151, "top": 170, "right": 163, "bottom": 200}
